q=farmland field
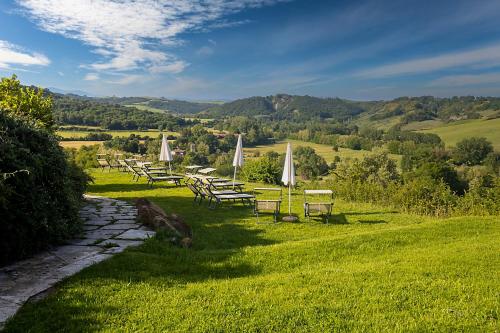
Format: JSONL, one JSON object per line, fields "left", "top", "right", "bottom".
{"left": 419, "top": 118, "right": 500, "bottom": 150}
{"left": 59, "top": 141, "right": 103, "bottom": 149}
{"left": 246, "top": 140, "right": 401, "bottom": 164}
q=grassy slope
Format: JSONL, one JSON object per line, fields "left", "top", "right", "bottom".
{"left": 4, "top": 171, "right": 499, "bottom": 332}
{"left": 419, "top": 118, "right": 500, "bottom": 150}
{"left": 125, "top": 103, "right": 167, "bottom": 114}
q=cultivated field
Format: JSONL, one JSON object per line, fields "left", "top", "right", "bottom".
{"left": 59, "top": 141, "right": 103, "bottom": 149}
{"left": 4, "top": 170, "right": 499, "bottom": 332}
{"left": 246, "top": 140, "right": 401, "bottom": 164}
{"left": 419, "top": 118, "right": 500, "bottom": 150}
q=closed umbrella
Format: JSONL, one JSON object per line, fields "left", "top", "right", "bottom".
{"left": 232, "top": 134, "right": 244, "bottom": 189}
{"left": 159, "top": 134, "right": 173, "bottom": 175}
{"left": 282, "top": 142, "right": 296, "bottom": 220}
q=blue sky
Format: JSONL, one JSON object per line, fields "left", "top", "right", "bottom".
{"left": 1, "top": 0, "right": 500, "bottom": 100}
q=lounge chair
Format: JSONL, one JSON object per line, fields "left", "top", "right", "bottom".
{"left": 141, "top": 168, "right": 183, "bottom": 187}
{"left": 187, "top": 183, "right": 206, "bottom": 205}
{"left": 124, "top": 159, "right": 144, "bottom": 181}
{"left": 117, "top": 159, "right": 128, "bottom": 172}
{"left": 253, "top": 187, "right": 282, "bottom": 223}
{"left": 97, "top": 157, "right": 111, "bottom": 171}
{"left": 203, "top": 186, "right": 254, "bottom": 209}
{"left": 303, "top": 190, "right": 334, "bottom": 223}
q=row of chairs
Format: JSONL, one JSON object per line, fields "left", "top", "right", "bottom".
{"left": 186, "top": 180, "right": 254, "bottom": 209}
{"left": 123, "top": 160, "right": 183, "bottom": 187}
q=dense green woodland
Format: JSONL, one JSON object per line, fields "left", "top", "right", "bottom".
{"left": 50, "top": 94, "right": 192, "bottom": 130}
{"left": 47, "top": 90, "right": 500, "bottom": 131}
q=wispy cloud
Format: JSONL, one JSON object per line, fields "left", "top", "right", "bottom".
{"left": 83, "top": 73, "right": 99, "bottom": 81}
{"left": 0, "top": 40, "right": 50, "bottom": 69}
{"left": 429, "top": 72, "right": 500, "bottom": 87}
{"left": 356, "top": 43, "right": 500, "bottom": 78}
{"left": 16, "top": 0, "right": 286, "bottom": 74}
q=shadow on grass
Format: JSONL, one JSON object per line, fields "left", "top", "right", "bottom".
{"left": 88, "top": 182, "right": 158, "bottom": 193}
{"left": 344, "top": 211, "right": 398, "bottom": 216}
{"left": 358, "top": 219, "right": 387, "bottom": 224}
{"left": 4, "top": 290, "right": 122, "bottom": 332}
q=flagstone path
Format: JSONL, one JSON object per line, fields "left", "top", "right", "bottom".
{"left": 0, "top": 195, "right": 155, "bottom": 328}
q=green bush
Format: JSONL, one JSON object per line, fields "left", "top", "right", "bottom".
{"left": 241, "top": 156, "right": 281, "bottom": 184}
{"left": 65, "top": 144, "right": 100, "bottom": 169}
{"left": 294, "top": 146, "right": 329, "bottom": 180}
{"left": 0, "top": 112, "right": 89, "bottom": 265}
{"left": 453, "top": 137, "right": 493, "bottom": 166}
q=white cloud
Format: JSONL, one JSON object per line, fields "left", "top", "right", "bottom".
{"left": 149, "top": 61, "right": 188, "bottom": 74}
{"left": 429, "top": 72, "right": 500, "bottom": 87}
{"left": 16, "top": 0, "right": 286, "bottom": 74}
{"left": 106, "top": 74, "right": 146, "bottom": 85}
{"left": 57, "top": 71, "right": 64, "bottom": 76}
{"left": 0, "top": 40, "right": 50, "bottom": 69}
{"left": 84, "top": 73, "right": 99, "bottom": 81}
{"left": 356, "top": 43, "right": 500, "bottom": 78}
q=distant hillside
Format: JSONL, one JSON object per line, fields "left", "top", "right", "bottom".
{"left": 49, "top": 93, "right": 187, "bottom": 130}
{"left": 203, "top": 94, "right": 500, "bottom": 126}
{"left": 203, "top": 94, "right": 368, "bottom": 121}
{"left": 89, "top": 96, "right": 218, "bottom": 114}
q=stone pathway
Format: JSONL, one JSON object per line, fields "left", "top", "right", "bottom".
{"left": 0, "top": 195, "right": 155, "bottom": 328}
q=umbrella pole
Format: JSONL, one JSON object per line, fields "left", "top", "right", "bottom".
{"left": 288, "top": 183, "right": 291, "bottom": 215}
{"left": 233, "top": 166, "right": 237, "bottom": 190}
{"left": 168, "top": 161, "right": 172, "bottom": 176}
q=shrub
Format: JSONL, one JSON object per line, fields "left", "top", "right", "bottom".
{"left": 65, "top": 144, "right": 100, "bottom": 169}
{"left": 294, "top": 146, "right": 329, "bottom": 180}
{"left": 453, "top": 137, "right": 493, "bottom": 166}
{"left": 0, "top": 112, "right": 89, "bottom": 265}
{"left": 0, "top": 75, "right": 53, "bottom": 129}
{"left": 241, "top": 156, "right": 281, "bottom": 184}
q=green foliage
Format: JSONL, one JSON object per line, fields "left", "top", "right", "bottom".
{"left": 294, "top": 146, "right": 329, "bottom": 180}
{"left": 104, "top": 134, "right": 147, "bottom": 154}
{"left": 51, "top": 93, "right": 189, "bottom": 130}
{"left": 0, "top": 112, "right": 89, "bottom": 265}
{"left": 241, "top": 156, "right": 282, "bottom": 184}
{"left": 65, "top": 145, "right": 101, "bottom": 169}
{"left": 453, "top": 137, "right": 494, "bottom": 166}
{"left": 0, "top": 75, "right": 53, "bottom": 129}
{"left": 331, "top": 153, "right": 499, "bottom": 217}
{"left": 408, "top": 162, "right": 466, "bottom": 195}
{"left": 59, "top": 132, "right": 112, "bottom": 141}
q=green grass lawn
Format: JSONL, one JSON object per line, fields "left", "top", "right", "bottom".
{"left": 4, "top": 170, "right": 499, "bottom": 332}
{"left": 419, "top": 118, "right": 500, "bottom": 150}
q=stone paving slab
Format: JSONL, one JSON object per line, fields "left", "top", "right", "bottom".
{"left": 0, "top": 194, "right": 155, "bottom": 329}
{"left": 116, "top": 229, "right": 156, "bottom": 240}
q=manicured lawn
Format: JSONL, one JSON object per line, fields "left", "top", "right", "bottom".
{"left": 419, "top": 118, "right": 500, "bottom": 150}
{"left": 4, "top": 170, "right": 499, "bottom": 332}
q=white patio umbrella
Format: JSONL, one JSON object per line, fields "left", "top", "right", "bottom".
{"left": 232, "top": 134, "right": 244, "bottom": 189}
{"left": 281, "top": 142, "right": 296, "bottom": 219}
{"left": 159, "top": 134, "right": 173, "bottom": 175}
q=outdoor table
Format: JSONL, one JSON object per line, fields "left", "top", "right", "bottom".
{"left": 198, "top": 167, "right": 217, "bottom": 175}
